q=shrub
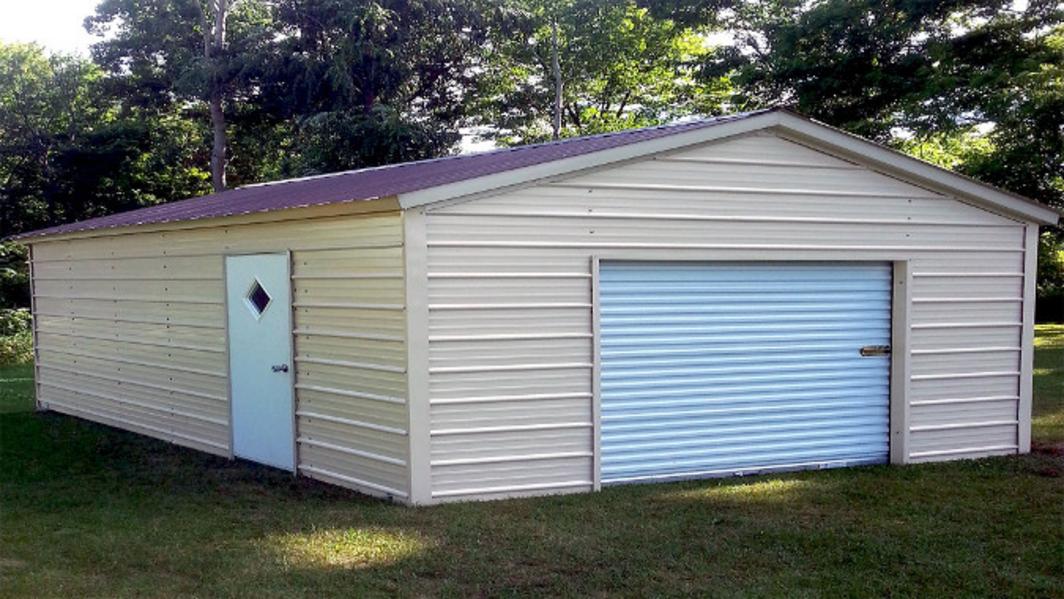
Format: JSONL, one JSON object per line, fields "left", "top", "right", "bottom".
{"left": 0, "top": 308, "right": 33, "bottom": 365}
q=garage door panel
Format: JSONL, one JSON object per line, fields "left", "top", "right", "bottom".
{"left": 599, "top": 261, "right": 892, "bottom": 483}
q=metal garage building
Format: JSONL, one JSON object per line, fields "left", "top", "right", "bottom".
{"left": 16, "top": 108, "right": 1059, "bottom": 504}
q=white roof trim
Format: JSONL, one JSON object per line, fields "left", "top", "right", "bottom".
{"left": 398, "top": 110, "right": 1059, "bottom": 226}
{"left": 397, "top": 111, "right": 781, "bottom": 210}
{"left": 771, "top": 113, "right": 1059, "bottom": 225}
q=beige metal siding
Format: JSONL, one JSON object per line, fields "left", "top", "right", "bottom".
{"left": 29, "top": 208, "right": 409, "bottom": 499}
{"left": 422, "top": 131, "right": 1029, "bottom": 501}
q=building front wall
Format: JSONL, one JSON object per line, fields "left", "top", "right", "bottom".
{"left": 420, "top": 130, "right": 1033, "bottom": 503}
{"left": 28, "top": 207, "right": 411, "bottom": 501}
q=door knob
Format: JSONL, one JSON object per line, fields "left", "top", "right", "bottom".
{"left": 271, "top": 364, "right": 289, "bottom": 373}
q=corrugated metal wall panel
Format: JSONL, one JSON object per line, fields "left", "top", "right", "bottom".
{"left": 29, "top": 208, "right": 410, "bottom": 498}
{"left": 598, "top": 262, "right": 892, "bottom": 482}
{"left": 423, "top": 131, "right": 1029, "bottom": 501}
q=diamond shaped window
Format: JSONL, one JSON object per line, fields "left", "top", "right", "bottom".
{"left": 246, "top": 279, "right": 272, "bottom": 317}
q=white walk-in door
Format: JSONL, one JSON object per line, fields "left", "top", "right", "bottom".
{"left": 226, "top": 253, "right": 295, "bottom": 470}
{"left": 598, "top": 262, "right": 892, "bottom": 484}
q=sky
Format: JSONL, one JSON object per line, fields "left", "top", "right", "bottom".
{"left": 0, "top": 0, "right": 101, "bottom": 54}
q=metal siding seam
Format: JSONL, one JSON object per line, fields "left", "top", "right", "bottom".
{"left": 36, "top": 347, "right": 227, "bottom": 378}
{"left": 431, "top": 422, "right": 592, "bottom": 436}
{"left": 545, "top": 181, "right": 945, "bottom": 200}
{"left": 911, "top": 371, "right": 1020, "bottom": 381}
{"left": 34, "top": 330, "right": 225, "bottom": 353}
{"left": 910, "top": 420, "right": 1019, "bottom": 432}
{"left": 295, "top": 356, "right": 406, "bottom": 374}
{"left": 404, "top": 208, "right": 432, "bottom": 504}
{"left": 426, "top": 241, "right": 1025, "bottom": 253}
{"left": 32, "top": 292, "right": 223, "bottom": 305}
{"left": 44, "top": 399, "right": 227, "bottom": 452}
{"left": 29, "top": 241, "right": 405, "bottom": 264}
{"left": 295, "top": 410, "right": 408, "bottom": 436}
{"left": 37, "top": 381, "right": 227, "bottom": 425}
{"left": 429, "top": 392, "right": 592, "bottom": 405}
{"left": 1018, "top": 224, "right": 1038, "bottom": 453}
{"left": 294, "top": 328, "right": 405, "bottom": 342}
{"left": 909, "top": 445, "right": 1018, "bottom": 459}
{"left": 430, "top": 209, "right": 1019, "bottom": 228}
{"left": 36, "top": 363, "right": 226, "bottom": 401}
{"left": 297, "top": 437, "right": 406, "bottom": 466}
{"left": 32, "top": 312, "right": 225, "bottom": 330}
{"left": 299, "top": 465, "right": 409, "bottom": 499}
{"left": 294, "top": 384, "right": 405, "bottom": 405}
{"left": 910, "top": 395, "right": 1019, "bottom": 406}
{"left": 431, "top": 480, "right": 593, "bottom": 499}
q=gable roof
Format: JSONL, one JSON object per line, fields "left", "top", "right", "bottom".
{"left": 12, "top": 110, "right": 766, "bottom": 240}
{"left": 13, "top": 108, "right": 1058, "bottom": 240}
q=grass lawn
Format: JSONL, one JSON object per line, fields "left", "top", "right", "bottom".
{"left": 1, "top": 328, "right": 1062, "bottom": 597}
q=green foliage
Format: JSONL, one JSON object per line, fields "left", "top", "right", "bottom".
{"left": 0, "top": 242, "right": 28, "bottom": 310}
{"left": 263, "top": 0, "right": 493, "bottom": 173}
{"left": 0, "top": 308, "right": 32, "bottom": 365}
{"left": 1040, "top": 232, "right": 1064, "bottom": 298}
{"left": 705, "top": 0, "right": 1064, "bottom": 214}
{"left": 478, "top": 0, "right": 730, "bottom": 144}
{"left": 0, "top": 42, "right": 211, "bottom": 241}
{"left": 897, "top": 128, "right": 996, "bottom": 171}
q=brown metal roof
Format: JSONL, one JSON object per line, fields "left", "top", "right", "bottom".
{"left": 14, "top": 110, "right": 770, "bottom": 240}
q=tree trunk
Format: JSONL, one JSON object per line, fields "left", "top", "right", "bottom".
{"left": 210, "top": 88, "right": 226, "bottom": 192}
{"left": 206, "top": 0, "right": 229, "bottom": 192}
{"left": 551, "top": 19, "right": 562, "bottom": 141}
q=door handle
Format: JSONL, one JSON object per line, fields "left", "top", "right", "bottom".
{"left": 859, "top": 345, "right": 891, "bottom": 357}
{"left": 271, "top": 364, "right": 289, "bottom": 373}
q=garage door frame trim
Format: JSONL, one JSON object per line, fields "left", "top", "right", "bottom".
{"left": 590, "top": 255, "right": 911, "bottom": 490}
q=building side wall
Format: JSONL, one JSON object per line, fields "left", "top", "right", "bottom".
{"left": 422, "top": 131, "right": 1030, "bottom": 502}
{"left": 29, "top": 208, "right": 410, "bottom": 500}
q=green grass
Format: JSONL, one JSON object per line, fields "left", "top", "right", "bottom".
{"left": 1033, "top": 324, "right": 1064, "bottom": 446}
{"left": 2, "top": 331, "right": 1063, "bottom": 597}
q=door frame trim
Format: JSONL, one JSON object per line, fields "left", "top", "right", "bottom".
{"left": 223, "top": 250, "right": 297, "bottom": 473}
{"left": 590, "top": 254, "right": 910, "bottom": 488}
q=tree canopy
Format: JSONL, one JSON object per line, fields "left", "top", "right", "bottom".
{"left": 1, "top": 0, "right": 1062, "bottom": 310}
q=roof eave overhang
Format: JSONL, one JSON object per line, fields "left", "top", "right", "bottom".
{"left": 14, "top": 195, "right": 403, "bottom": 244}
{"left": 398, "top": 111, "right": 785, "bottom": 211}
{"left": 399, "top": 110, "right": 1060, "bottom": 226}
{"left": 771, "top": 112, "right": 1060, "bottom": 226}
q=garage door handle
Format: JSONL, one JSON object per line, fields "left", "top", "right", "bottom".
{"left": 271, "top": 364, "right": 289, "bottom": 373}
{"left": 859, "top": 345, "right": 891, "bottom": 357}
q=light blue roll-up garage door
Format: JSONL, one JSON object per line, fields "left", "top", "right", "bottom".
{"left": 598, "top": 262, "right": 892, "bottom": 484}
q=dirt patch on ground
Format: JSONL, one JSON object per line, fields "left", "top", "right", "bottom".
{"left": 1032, "top": 442, "right": 1064, "bottom": 457}
{"left": 1029, "top": 443, "right": 1064, "bottom": 477}
{"left": 0, "top": 557, "right": 28, "bottom": 571}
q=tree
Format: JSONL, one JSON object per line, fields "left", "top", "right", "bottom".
{"left": 87, "top": 0, "right": 275, "bottom": 190}
{"left": 0, "top": 42, "right": 210, "bottom": 308}
{"left": 0, "top": 42, "right": 211, "bottom": 238}
{"left": 699, "top": 1, "right": 1063, "bottom": 205}
{"left": 685, "top": 0, "right": 1062, "bottom": 296}
{"left": 477, "top": 0, "right": 731, "bottom": 145}
{"left": 204, "top": 0, "right": 236, "bottom": 191}
{"left": 257, "top": 0, "right": 494, "bottom": 174}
